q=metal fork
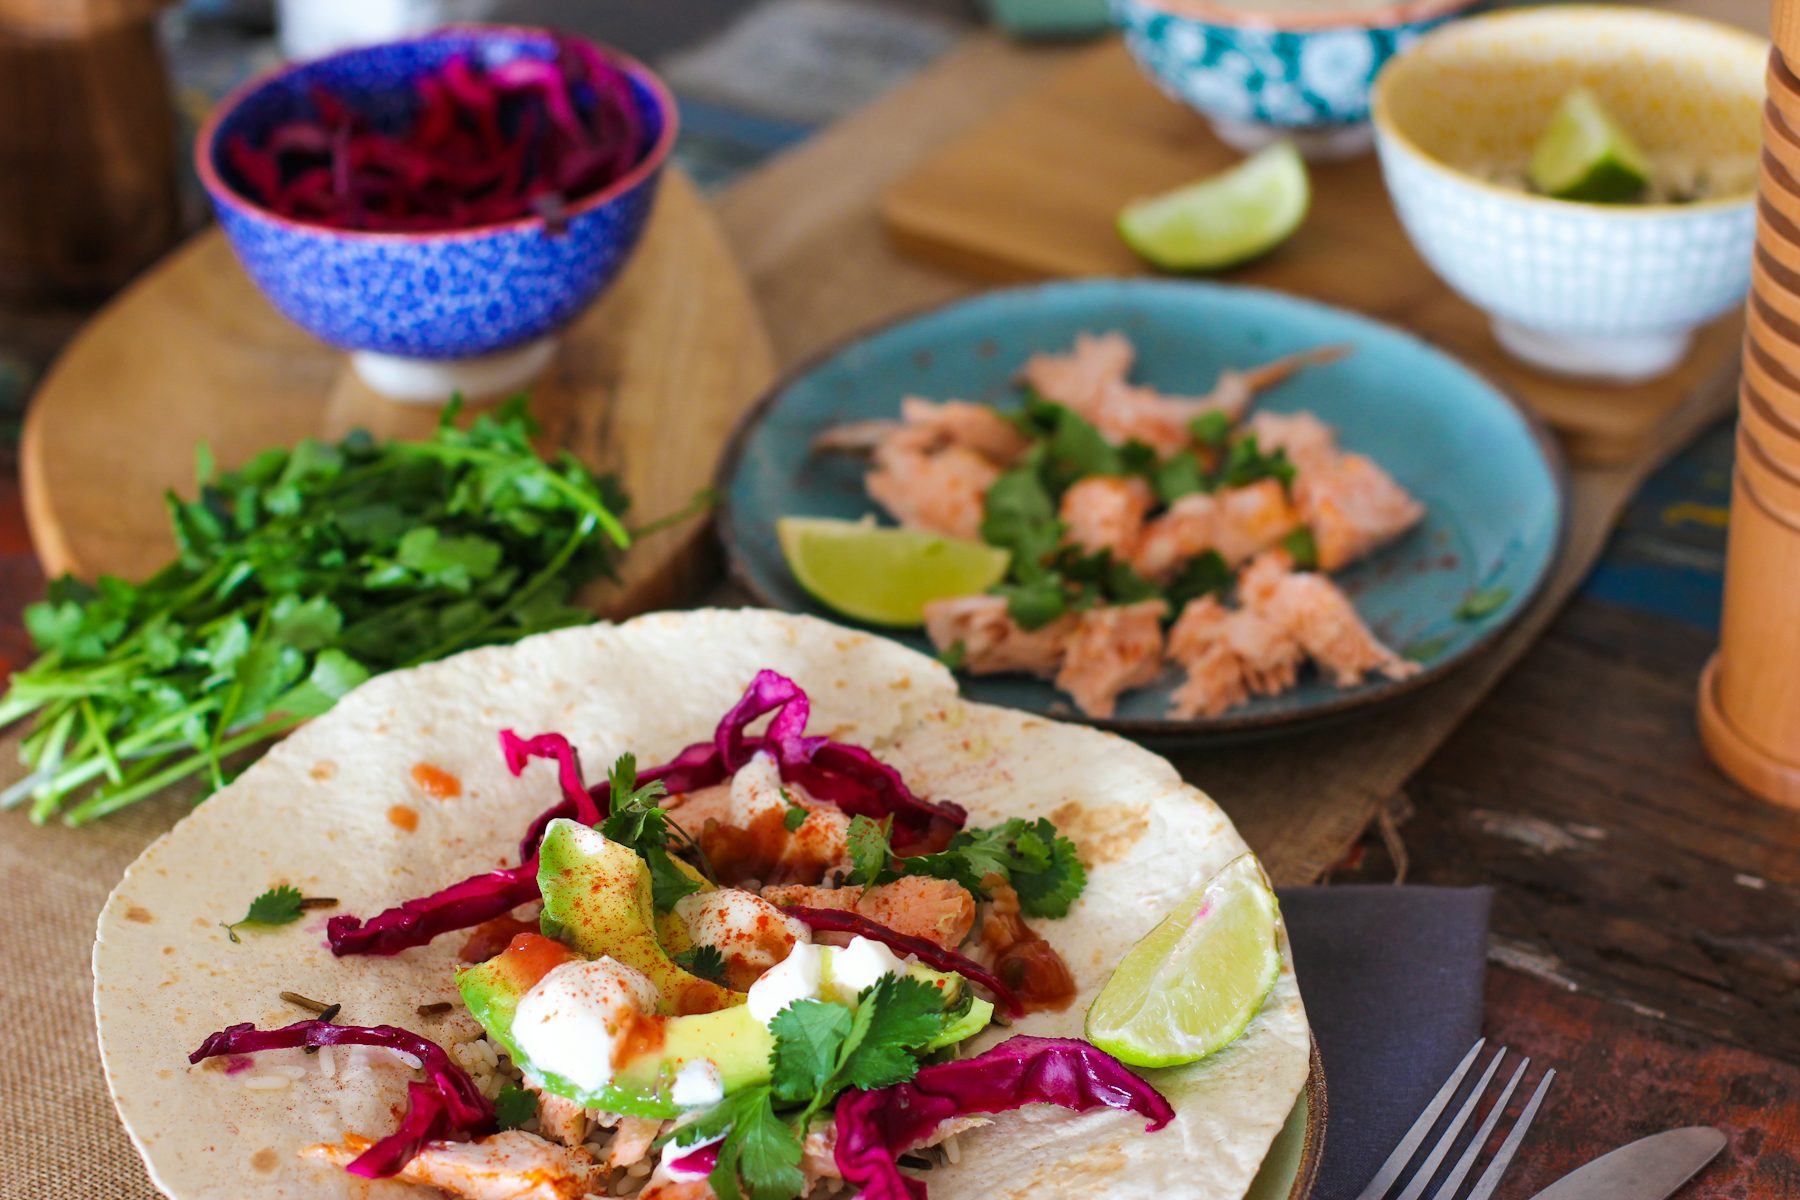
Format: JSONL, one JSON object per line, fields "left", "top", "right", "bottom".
{"left": 1355, "top": 1039, "right": 1557, "bottom": 1200}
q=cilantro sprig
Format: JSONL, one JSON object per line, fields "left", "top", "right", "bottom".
{"left": 219, "top": 884, "right": 334, "bottom": 943}
{"left": 600, "top": 753, "right": 712, "bottom": 911}
{"left": 849, "top": 814, "right": 1087, "bottom": 918}
{"left": 494, "top": 1084, "right": 537, "bottom": 1130}
{"left": 3, "top": 399, "right": 632, "bottom": 827}
{"left": 675, "top": 976, "right": 950, "bottom": 1200}
{"left": 675, "top": 944, "right": 728, "bottom": 985}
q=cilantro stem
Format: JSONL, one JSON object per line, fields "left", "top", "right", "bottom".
{"left": 25, "top": 708, "right": 79, "bottom": 824}
{"left": 62, "top": 714, "right": 309, "bottom": 826}
{"left": 78, "top": 699, "right": 125, "bottom": 786}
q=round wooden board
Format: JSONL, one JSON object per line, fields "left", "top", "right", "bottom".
{"left": 21, "top": 167, "right": 775, "bottom": 617}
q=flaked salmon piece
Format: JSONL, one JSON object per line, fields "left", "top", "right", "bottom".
{"left": 641, "top": 1177, "right": 718, "bottom": 1200}
{"left": 1019, "top": 331, "right": 1135, "bottom": 414}
{"left": 1059, "top": 475, "right": 1154, "bottom": 558}
{"left": 1132, "top": 479, "right": 1300, "bottom": 581}
{"left": 1245, "top": 410, "right": 1340, "bottom": 476}
{"left": 923, "top": 594, "right": 1076, "bottom": 678}
{"left": 1054, "top": 600, "right": 1168, "bottom": 718}
{"left": 304, "top": 1131, "right": 603, "bottom": 1200}
{"left": 762, "top": 876, "right": 977, "bottom": 950}
{"left": 531, "top": 1086, "right": 590, "bottom": 1148}
{"left": 1166, "top": 597, "right": 1304, "bottom": 718}
{"left": 606, "top": 1116, "right": 665, "bottom": 1170}
{"left": 673, "top": 888, "right": 809, "bottom": 990}
{"left": 866, "top": 440, "right": 999, "bottom": 542}
{"left": 1295, "top": 452, "right": 1424, "bottom": 571}
{"left": 899, "top": 397, "right": 1031, "bottom": 464}
{"left": 1213, "top": 479, "right": 1303, "bottom": 566}
{"left": 1240, "top": 552, "right": 1419, "bottom": 687}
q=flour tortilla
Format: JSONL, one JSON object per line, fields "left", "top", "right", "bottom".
{"left": 94, "top": 609, "right": 1311, "bottom": 1200}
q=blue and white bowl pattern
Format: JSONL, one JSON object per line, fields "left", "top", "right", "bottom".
{"left": 1375, "top": 142, "right": 1755, "bottom": 336}
{"left": 198, "top": 28, "right": 674, "bottom": 360}
{"left": 1111, "top": 0, "right": 1464, "bottom": 130}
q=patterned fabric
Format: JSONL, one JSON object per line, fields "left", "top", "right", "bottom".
{"left": 1111, "top": 0, "right": 1465, "bottom": 130}
{"left": 201, "top": 29, "right": 671, "bottom": 359}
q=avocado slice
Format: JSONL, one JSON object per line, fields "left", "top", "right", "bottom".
{"left": 457, "top": 939, "right": 774, "bottom": 1119}
{"left": 536, "top": 819, "right": 739, "bottom": 1016}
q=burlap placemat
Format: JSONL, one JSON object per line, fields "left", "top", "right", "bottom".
{"left": 0, "top": 30, "right": 1737, "bottom": 1200}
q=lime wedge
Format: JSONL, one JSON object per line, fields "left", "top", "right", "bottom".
{"left": 1085, "top": 852, "right": 1282, "bottom": 1068}
{"left": 777, "top": 516, "right": 1010, "bottom": 628}
{"left": 1117, "top": 142, "right": 1309, "bottom": 272}
{"left": 1527, "top": 87, "right": 1651, "bottom": 203}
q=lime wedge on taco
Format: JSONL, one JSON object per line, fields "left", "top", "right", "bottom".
{"left": 1086, "top": 851, "right": 1283, "bottom": 1068}
{"left": 1528, "top": 87, "right": 1651, "bottom": 203}
{"left": 1117, "top": 142, "right": 1309, "bottom": 272}
{"left": 778, "top": 515, "right": 1009, "bottom": 627}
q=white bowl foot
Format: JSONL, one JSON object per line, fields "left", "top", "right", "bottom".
{"left": 1491, "top": 320, "right": 1693, "bottom": 384}
{"left": 1207, "top": 117, "right": 1374, "bottom": 162}
{"left": 351, "top": 337, "right": 557, "bottom": 405}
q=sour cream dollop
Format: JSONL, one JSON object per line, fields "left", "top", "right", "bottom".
{"left": 745, "top": 936, "right": 910, "bottom": 1026}
{"left": 671, "top": 1057, "right": 726, "bottom": 1108}
{"left": 828, "top": 936, "right": 909, "bottom": 1003}
{"left": 512, "top": 957, "right": 660, "bottom": 1092}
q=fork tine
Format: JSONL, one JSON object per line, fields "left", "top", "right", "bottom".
{"left": 1354, "top": 1040, "right": 1488, "bottom": 1200}
{"left": 1461, "top": 1067, "right": 1557, "bottom": 1200}
{"left": 1394, "top": 1047, "right": 1507, "bottom": 1200}
{"left": 1428, "top": 1058, "right": 1529, "bottom": 1200}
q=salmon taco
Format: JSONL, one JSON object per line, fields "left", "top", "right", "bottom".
{"left": 94, "top": 609, "right": 1311, "bottom": 1200}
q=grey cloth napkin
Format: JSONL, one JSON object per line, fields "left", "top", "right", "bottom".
{"left": 1279, "top": 886, "right": 1494, "bottom": 1200}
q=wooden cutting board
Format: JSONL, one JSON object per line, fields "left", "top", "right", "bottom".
{"left": 881, "top": 40, "right": 1743, "bottom": 466}
{"left": 20, "top": 167, "right": 776, "bottom": 616}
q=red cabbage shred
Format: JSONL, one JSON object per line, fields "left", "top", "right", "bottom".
{"left": 188, "top": 1020, "right": 495, "bottom": 1178}
{"left": 833, "top": 1036, "right": 1176, "bottom": 1200}
{"left": 328, "top": 670, "right": 967, "bottom": 958}
{"left": 227, "top": 38, "right": 644, "bottom": 232}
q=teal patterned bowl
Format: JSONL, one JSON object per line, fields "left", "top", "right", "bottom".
{"left": 1111, "top": 0, "right": 1481, "bottom": 160}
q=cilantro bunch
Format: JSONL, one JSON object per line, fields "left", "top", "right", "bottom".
{"left": 674, "top": 974, "right": 959, "bottom": 1200}
{"left": 1, "top": 399, "right": 629, "bottom": 826}
{"left": 845, "top": 814, "right": 1087, "bottom": 919}
{"left": 980, "top": 395, "right": 1305, "bottom": 630}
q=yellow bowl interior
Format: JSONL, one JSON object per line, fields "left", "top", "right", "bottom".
{"left": 1377, "top": 6, "right": 1766, "bottom": 198}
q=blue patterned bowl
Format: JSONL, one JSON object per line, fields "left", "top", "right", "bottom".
{"left": 1372, "top": 7, "right": 1763, "bottom": 381}
{"left": 195, "top": 27, "right": 676, "bottom": 365}
{"left": 1111, "top": 0, "right": 1481, "bottom": 159}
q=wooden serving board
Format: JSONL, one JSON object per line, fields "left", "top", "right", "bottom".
{"left": 20, "top": 168, "right": 776, "bottom": 616}
{"left": 881, "top": 40, "right": 1742, "bottom": 466}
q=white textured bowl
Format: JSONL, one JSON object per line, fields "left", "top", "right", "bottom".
{"left": 1371, "top": 6, "right": 1765, "bottom": 382}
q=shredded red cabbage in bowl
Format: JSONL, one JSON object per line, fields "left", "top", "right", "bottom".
{"left": 188, "top": 1020, "right": 495, "bottom": 1178}
{"left": 328, "top": 670, "right": 968, "bottom": 957}
{"left": 224, "top": 36, "right": 645, "bottom": 233}
{"left": 833, "top": 1036, "right": 1176, "bottom": 1200}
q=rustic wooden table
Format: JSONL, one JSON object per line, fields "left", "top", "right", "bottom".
{"left": 0, "top": 2, "right": 1795, "bottom": 1197}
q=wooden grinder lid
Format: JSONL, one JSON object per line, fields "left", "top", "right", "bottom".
{"left": 1777, "top": 0, "right": 1800, "bottom": 64}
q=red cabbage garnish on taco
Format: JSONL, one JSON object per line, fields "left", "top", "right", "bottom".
{"left": 833, "top": 1036, "right": 1176, "bottom": 1200}
{"left": 330, "top": 670, "right": 967, "bottom": 957}
{"left": 188, "top": 1020, "right": 494, "bottom": 1178}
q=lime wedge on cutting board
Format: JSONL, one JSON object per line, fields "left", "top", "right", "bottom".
{"left": 1528, "top": 87, "right": 1651, "bottom": 203}
{"left": 1117, "top": 142, "right": 1309, "bottom": 272}
{"left": 1085, "top": 852, "right": 1283, "bottom": 1068}
{"left": 777, "top": 516, "right": 1010, "bottom": 628}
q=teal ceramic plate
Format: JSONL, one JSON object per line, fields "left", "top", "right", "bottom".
{"left": 717, "top": 280, "right": 1566, "bottom": 739}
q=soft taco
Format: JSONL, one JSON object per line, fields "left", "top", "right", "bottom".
{"left": 94, "top": 609, "right": 1311, "bottom": 1200}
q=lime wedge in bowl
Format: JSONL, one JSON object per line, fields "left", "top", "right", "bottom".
{"left": 1527, "top": 87, "right": 1651, "bottom": 203}
{"left": 1117, "top": 142, "right": 1309, "bottom": 272}
{"left": 776, "top": 516, "right": 1010, "bottom": 628}
{"left": 1085, "top": 851, "right": 1283, "bottom": 1068}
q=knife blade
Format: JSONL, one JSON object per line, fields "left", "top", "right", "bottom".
{"left": 1528, "top": 1127, "right": 1727, "bottom": 1200}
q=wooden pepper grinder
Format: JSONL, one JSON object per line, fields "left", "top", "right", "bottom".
{"left": 1697, "top": 0, "right": 1800, "bottom": 808}
{"left": 0, "top": 0, "right": 181, "bottom": 300}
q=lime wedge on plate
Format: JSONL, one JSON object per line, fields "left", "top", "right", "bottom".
{"left": 1085, "top": 852, "right": 1282, "bottom": 1068}
{"left": 777, "top": 516, "right": 1010, "bottom": 628}
{"left": 1117, "top": 142, "right": 1309, "bottom": 271}
{"left": 1527, "top": 87, "right": 1651, "bottom": 203}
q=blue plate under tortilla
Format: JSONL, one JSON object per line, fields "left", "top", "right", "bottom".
{"left": 716, "top": 280, "right": 1566, "bottom": 739}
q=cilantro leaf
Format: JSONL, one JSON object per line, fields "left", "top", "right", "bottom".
{"left": 845, "top": 815, "right": 894, "bottom": 887}
{"left": 1282, "top": 526, "right": 1319, "bottom": 570}
{"left": 674, "top": 944, "right": 728, "bottom": 986}
{"left": 781, "top": 791, "right": 808, "bottom": 833}
{"left": 1164, "top": 550, "right": 1231, "bottom": 613}
{"left": 904, "top": 817, "right": 1088, "bottom": 918}
{"left": 680, "top": 1087, "right": 804, "bottom": 1200}
{"left": 835, "top": 975, "right": 947, "bottom": 1092}
{"left": 494, "top": 1084, "right": 537, "bottom": 1130}
{"left": 1190, "top": 409, "right": 1234, "bottom": 448}
{"left": 770, "top": 1000, "right": 854, "bottom": 1104}
{"left": 220, "top": 885, "right": 306, "bottom": 943}
{"left": 936, "top": 639, "right": 967, "bottom": 671}
{"left": 1218, "top": 435, "right": 1296, "bottom": 490}
{"left": 599, "top": 753, "right": 702, "bottom": 911}
{"left": 1152, "top": 452, "right": 1209, "bottom": 503}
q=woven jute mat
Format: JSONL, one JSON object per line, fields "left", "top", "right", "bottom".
{"left": 1, "top": 30, "right": 1737, "bottom": 1200}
